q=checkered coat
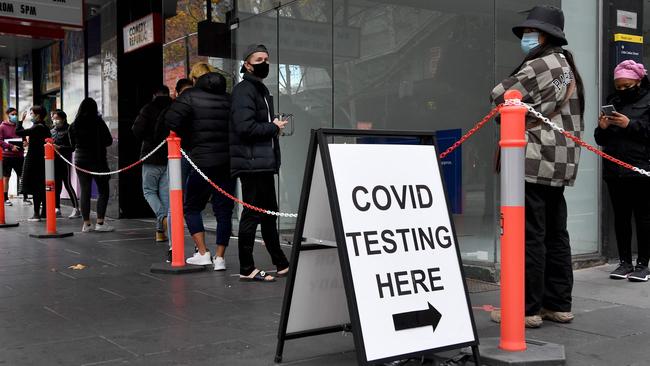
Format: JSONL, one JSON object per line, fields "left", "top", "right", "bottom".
{"left": 491, "top": 47, "right": 584, "bottom": 187}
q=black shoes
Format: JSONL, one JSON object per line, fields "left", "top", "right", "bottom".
{"left": 628, "top": 264, "right": 650, "bottom": 282}
{"left": 610, "top": 262, "right": 635, "bottom": 279}
{"left": 610, "top": 262, "right": 650, "bottom": 282}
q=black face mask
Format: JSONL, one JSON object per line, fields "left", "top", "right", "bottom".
{"left": 618, "top": 85, "right": 641, "bottom": 102}
{"left": 250, "top": 62, "right": 269, "bottom": 79}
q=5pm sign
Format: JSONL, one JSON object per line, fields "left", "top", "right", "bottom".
{"left": 275, "top": 129, "right": 479, "bottom": 365}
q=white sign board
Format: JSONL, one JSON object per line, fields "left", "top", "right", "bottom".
{"left": 328, "top": 144, "right": 475, "bottom": 362}
{"left": 617, "top": 10, "right": 637, "bottom": 29}
{"left": 0, "top": 0, "right": 83, "bottom": 26}
{"left": 123, "top": 14, "right": 159, "bottom": 54}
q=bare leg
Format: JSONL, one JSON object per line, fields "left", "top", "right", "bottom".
{"left": 192, "top": 232, "right": 208, "bottom": 255}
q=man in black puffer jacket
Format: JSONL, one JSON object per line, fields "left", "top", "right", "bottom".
{"left": 132, "top": 85, "right": 173, "bottom": 243}
{"left": 231, "top": 44, "right": 290, "bottom": 282}
{"left": 165, "top": 69, "right": 235, "bottom": 270}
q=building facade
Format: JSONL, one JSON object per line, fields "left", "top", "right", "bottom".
{"left": 0, "top": 0, "right": 646, "bottom": 277}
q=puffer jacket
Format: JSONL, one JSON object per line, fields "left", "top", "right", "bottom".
{"left": 491, "top": 46, "right": 584, "bottom": 187}
{"left": 230, "top": 73, "right": 280, "bottom": 177}
{"left": 595, "top": 85, "right": 650, "bottom": 178}
{"left": 51, "top": 123, "right": 74, "bottom": 160}
{"left": 132, "top": 96, "right": 172, "bottom": 166}
{"left": 165, "top": 72, "right": 230, "bottom": 169}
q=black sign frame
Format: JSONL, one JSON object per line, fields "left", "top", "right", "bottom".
{"left": 275, "top": 128, "right": 480, "bottom": 365}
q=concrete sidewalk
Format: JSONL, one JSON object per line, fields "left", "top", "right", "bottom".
{"left": 0, "top": 202, "right": 648, "bottom": 365}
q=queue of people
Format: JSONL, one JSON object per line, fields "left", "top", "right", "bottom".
{"left": 1, "top": 6, "right": 649, "bottom": 317}
{"left": 1, "top": 98, "right": 113, "bottom": 232}
{"left": 125, "top": 46, "right": 290, "bottom": 282}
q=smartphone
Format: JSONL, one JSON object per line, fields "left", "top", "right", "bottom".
{"left": 601, "top": 104, "right": 616, "bottom": 116}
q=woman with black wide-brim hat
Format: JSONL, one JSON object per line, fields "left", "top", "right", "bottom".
{"left": 489, "top": 6, "right": 585, "bottom": 328}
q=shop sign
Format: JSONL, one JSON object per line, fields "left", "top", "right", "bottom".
{"left": 0, "top": 0, "right": 83, "bottom": 27}
{"left": 123, "top": 14, "right": 162, "bottom": 54}
{"left": 617, "top": 10, "right": 637, "bottom": 29}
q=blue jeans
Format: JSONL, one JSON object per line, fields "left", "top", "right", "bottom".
{"left": 142, "top": 164, "right": 169, "bottom": 231}
{"left": 184, "top": 166, "right": 235, "bottom": 247}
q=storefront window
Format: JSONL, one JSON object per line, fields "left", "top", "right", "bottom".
{"left": 40, "top": 43, "right": 61, "bottom": 95}
{"left": 63, "top": 30, "right": 85, "bottom": 119}
{"left": 231, "top": 0, "right": 601, "bottom": 266}
{"left": 562, "top": 0, "right": 599, "bottom": 255}
{"left": 17, "top": 55, "right": 33, "bottom": 126}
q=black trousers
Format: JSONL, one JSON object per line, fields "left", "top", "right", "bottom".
{"left": 525, "top": 182, "right": 573, "bottom": 315}
{"left": 54, "top": 159, "right": 79, "bottom": 209}
{"left": 77, "top": 170, "right": 110, "bottom": 221}
{"left": 238, "top": 173, "right": 289, "bottom": 276}
{"left": 606, "top": 178, "right": 650, "bottom": 266}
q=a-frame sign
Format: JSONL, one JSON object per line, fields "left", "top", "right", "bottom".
{"left": 275, "top": 129, "right": 480, "bottom": 365}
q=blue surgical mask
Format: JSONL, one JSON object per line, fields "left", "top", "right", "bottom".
{"left": 8, "top": 115, "right": 17, "bottom": 124}
{"left": 520, "top": 32, "right": 540, "bottom": 54}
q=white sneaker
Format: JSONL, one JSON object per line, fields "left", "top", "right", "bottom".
{"left": 4, "top": 200, "right": 12, "bottom": 206}
{"left": 186, "top": 251, "right": 212, "bottom": 266}
{"left": 68, "top": 208, "right": 81, "bottom": 219}
{"left": 213, "top": 256, "right": 226, "bottom": 271}
{"left": 55, "top": 209, "right": 62, "bottom": 218}
{"left": 94, "top": 222, "right": 115, "bottom": 232}
{"left": 82, "top": 223, "right": 94, "bottom": 233}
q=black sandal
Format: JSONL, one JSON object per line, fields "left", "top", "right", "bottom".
{"left": 239, "top": 270, "right": 276, "bottom": 282}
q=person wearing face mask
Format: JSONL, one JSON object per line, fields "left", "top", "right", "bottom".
{"left": 230, "top": 44, "right": 290, "bottom": 282}
{"left": 50, "top": 110, "right": 81, "bottom": 219}
{"left": 15, "top": 106, "right": 51, "bottom": 221}
{"left": 489, "top": 6, "right": 585, "bottom": 328}
{"left": 595, "top": 60, "right": 650, "bottom": 282}
{"left": 0, "top": 108, "right": 26, "bottom": 206}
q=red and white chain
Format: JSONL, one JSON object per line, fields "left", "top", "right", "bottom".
{"left": 180, "top": 148, "right": 298, "bottom": 218}
{"left": 51, "top": 140, "right": 167, "bottom": 176}
{"left": 517, "top": 102, "right": 650, "bottom": 178}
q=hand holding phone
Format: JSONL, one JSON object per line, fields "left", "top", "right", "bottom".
{"left": 601, "top": 104, "right": 616, "bottom": 117}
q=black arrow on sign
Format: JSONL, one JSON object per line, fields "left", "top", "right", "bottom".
{"left": 392, "top": 303, "right": 442, "bottom": 332}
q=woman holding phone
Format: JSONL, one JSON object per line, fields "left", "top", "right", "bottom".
{"left": 595, "top": 60, "right": 650, "bottom": 282}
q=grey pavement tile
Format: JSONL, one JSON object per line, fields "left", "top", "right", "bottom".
{"left": 569, "top": 332, "right": 650, "bottom": 366}
{"left": 0, "top": 336, "right": 133, "bottom": 366}
{"left": 0, "top": 306, "right": 96, "bottom": 349}
{"left": 556, "top": 305, "right": 650, "bottom": 338}
{"left": 44, "top": 298, "right": 189, "bottom": 336}
{"left": 572, "top": 280, "right": 650, "bottom": 309}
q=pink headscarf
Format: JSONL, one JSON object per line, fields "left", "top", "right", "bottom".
{"left": 614, "top": 60, "right": 648, "bottom": 80}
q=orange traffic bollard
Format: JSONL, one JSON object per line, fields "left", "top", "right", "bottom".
{"left": 150, "top": 132, "right": 205, "bottom": 274}
{"left": 0, "top": 148, "right": 19, "bottom": 228}
{"left": 498, "top": 90, "right": 527, "bottom": 352}
{"left": 29, "top": 140, "right": 73, "bottom": 238}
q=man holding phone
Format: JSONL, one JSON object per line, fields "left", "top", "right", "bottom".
{"left": 230, "top": 44, "right": 290, "bottom": 282}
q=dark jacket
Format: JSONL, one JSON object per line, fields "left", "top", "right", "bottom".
{"left": 132, "top": 96, "right": 172, "bottom": 166}
{"left": 51, "top": 123, "right": 74, "bottom": 160}
{"left": 230, "top": 73, "right": 280, "bottom": 177}
{"left": 15, "top": 121, "right": 50, "bottom": 194}
{"left": 69, "top": 115, "right": 113, "bottom": 170}
{"left": 165, "top": 72, "right": 231, "bottom": 169}
{"left": 595, "top": 86, "right": 650, "bottom": 179}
